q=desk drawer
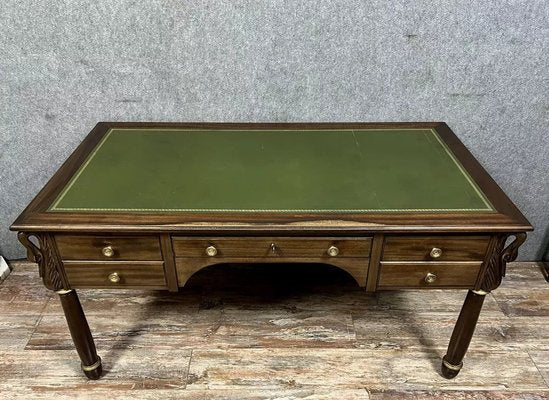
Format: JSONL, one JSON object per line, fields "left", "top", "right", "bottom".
{"left": 172, "top": 237, "right": 372, "bottom": 258}
{"left": 63, "top": 261, "right": 167, "bottom": 288}
{"left": 378, "top": 262, "right": 481, "bottom": 288}
{"left": 56, "top": 235, "right": 162, "bottom": 261}
{"left": 383, "top": 236, "right": 490, "bottom": 262}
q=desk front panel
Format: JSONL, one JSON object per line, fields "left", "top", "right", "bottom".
{"left": 53, "top": 232, "right": 496, "bottom": 292}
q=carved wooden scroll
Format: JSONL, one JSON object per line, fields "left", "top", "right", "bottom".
{"left": 17, "top": 232, "right": 68, "bottom": 291}
{"left": 478, "top": 232, "right": 527, "bottom": 292}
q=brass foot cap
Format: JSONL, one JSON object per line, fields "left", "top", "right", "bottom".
{"left": 82, "top": 357, "right": 102, "bottom": 380}
{"left": 441, "top": 357, "right": 463, "bottom": 379}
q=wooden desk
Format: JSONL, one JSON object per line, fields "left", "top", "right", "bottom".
{"left": 11, "top": 122, "right": 532, "bottom": 380}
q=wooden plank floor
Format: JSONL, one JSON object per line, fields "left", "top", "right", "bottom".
{"left": 0, "top": 261, "right": 548, "bottom": 399}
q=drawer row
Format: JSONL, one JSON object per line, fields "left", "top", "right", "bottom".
{"left": 53, "top": 234, "right": 492, "bottom": 290}
{"left": 55, "top": 235, "right": 490, "bottom": 261}
{"left": 55, "top": 236, "right": 373, "bottom": 260}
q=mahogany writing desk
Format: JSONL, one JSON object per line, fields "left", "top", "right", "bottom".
{"left": 11, "top": 122, "right": 532, "bottom": 380}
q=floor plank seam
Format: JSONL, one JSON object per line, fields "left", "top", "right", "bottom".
{"left": 488, "top": 292, "right": 509, "bottom": 319}
{"left": 22, "top": 293, "right": 52, "bottom": 351}
{"left": 184, "top": 348, "right": 193, "bottom": 389}
{"left": 347, "top": 311, "right": 357, "bottom": 344}
{"left": 527, "top": 349, "right": 549, "bottom": 389}
{"left": 27, "top": 314, "right": 44, "bottom": 347}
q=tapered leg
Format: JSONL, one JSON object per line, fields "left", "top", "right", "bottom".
{"left": 57, "top": 289, "right": 102, "bottom": 379}
{"left": 441, "top": 289, "right": 487, "bottom": 379}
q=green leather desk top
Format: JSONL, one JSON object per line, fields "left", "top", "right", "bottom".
{"left": 49, "top": 128, "right": 494, "bottom": 213}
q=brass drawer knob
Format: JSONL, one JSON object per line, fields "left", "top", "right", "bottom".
{"left": 430, "top": 247, "right": 442, "bottom": 259}
{"left": 327, "top": 245, "right": 339, "bottom": 257}
{"left": 108, "top": 272, "right": 120, "bottom": 283}
{"left": 205, "top": 245, "right": 218, "bottom": 257}
{"left": 102, "top": 245, "right": 114, "bottom": 257}
{"left": 425, "top": 272, "right": 437, "bottom": 284}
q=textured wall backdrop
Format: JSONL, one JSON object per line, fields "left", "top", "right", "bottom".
{"left": 1, "top": 1, "right": 548, "bottom": 260}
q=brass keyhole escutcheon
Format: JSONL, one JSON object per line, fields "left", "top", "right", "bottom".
{"left": 108, "top": 272, "right": 120, "bottom": 283}
{"left": 425, "top": 272, "right": 437, "bottom": 284}
{"left": 205, "top": 245, "right": 217, "bottom": 257}
{"left": 270, "top": 243, "right": 277, "bottom": 253}
{"left": 102, "top": 245, "right": 114, "bottom": 257}
{"left": 430, "top": 247, "right": 442, "bottom": 259}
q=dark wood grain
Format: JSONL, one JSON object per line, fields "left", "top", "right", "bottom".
{"left": 56, "top": 234, "right": 162, "bottom": 261}
{"left": 366, "top": 233, "right": 384, "bottom": 291}
{"left": 378, "top": 262, "right": 482, "bottom": 288}
{"left": 160, "top": 234, "right": 179, "bottom": 292}
{"left": 442, "top": 290, "right": 486, "bottom": 379}
{"left": 172, "top": 237, "right": 372, "bottom": 258}
{"left": 58, "top": 289, "right": 102, "bottom": 379}
{"left": 383, "top": 235, "right": 490, "bottom": 262}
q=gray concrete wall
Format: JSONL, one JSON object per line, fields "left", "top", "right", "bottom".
{"left": 1, "top": 1, "right": 548, "bottom": 260}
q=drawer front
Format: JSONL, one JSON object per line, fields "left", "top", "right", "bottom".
{"left": 172, "top": 237, "right": 372, "bottom": 258}
{"left": 383, "top": 236, "right": 490, "bottom": 261}
{"left": 63, "top": 261, "right": 166, "bottom": 288}
{"left": 56, "top": 235, "right": 162, "bottom": 261}
{"left": 378, "top": 262, "right": 481, "bottom": 288}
